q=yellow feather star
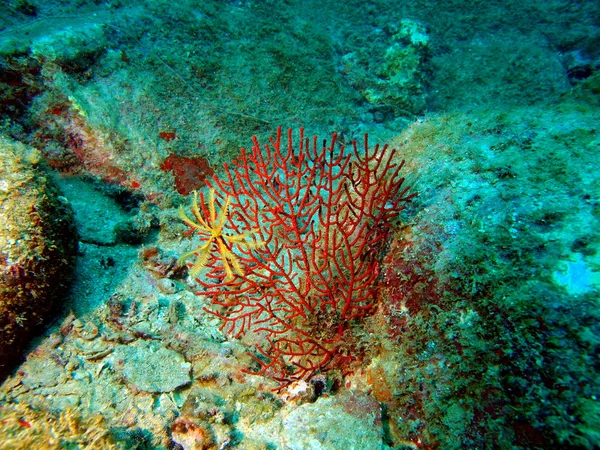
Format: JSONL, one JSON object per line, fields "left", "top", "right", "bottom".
{"left": 178, "top": 189, "right": 264, "bottom": 280}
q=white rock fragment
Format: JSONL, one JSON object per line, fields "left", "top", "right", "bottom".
{"left": 281, "top": 392, "right": 383, "bottom": 450}
{"left": 119, "top": 341, "right": 191, "bottom": 393}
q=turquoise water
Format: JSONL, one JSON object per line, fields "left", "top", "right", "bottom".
{"left": 0, "top": 1, "right": 599, "bottom": 448}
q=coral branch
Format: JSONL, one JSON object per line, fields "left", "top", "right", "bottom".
{"left": 180, "top": 127, "right": 414, "bottom": 389}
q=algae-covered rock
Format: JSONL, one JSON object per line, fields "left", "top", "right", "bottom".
{"left": 0, "top": 14, "right": 108, "bottom": 66}
{"left": 281, "top": 391, "right": 383, "bottom": 450}
{"left": 118, "top": 340, "right": 191, "bottom": 393}
{"left": 0, "top": 401, "right": 123, "bottom": 449}
{"left": 363, "top": 19, "right": 430, "bottom": 117}
{"left": 0, "top": 137, "right": 78, "bottom": 381}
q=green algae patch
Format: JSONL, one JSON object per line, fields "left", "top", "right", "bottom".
{"left": 370, "top": 102, "right": 600, "bottom": 448}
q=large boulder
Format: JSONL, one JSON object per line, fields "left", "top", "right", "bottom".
{"left": 0, "top": 137, "right": 78, "bottom": 380}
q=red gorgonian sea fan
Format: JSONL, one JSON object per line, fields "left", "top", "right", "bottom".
{"left": 179, "top": 127, "right": 415, "bottom": 389}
